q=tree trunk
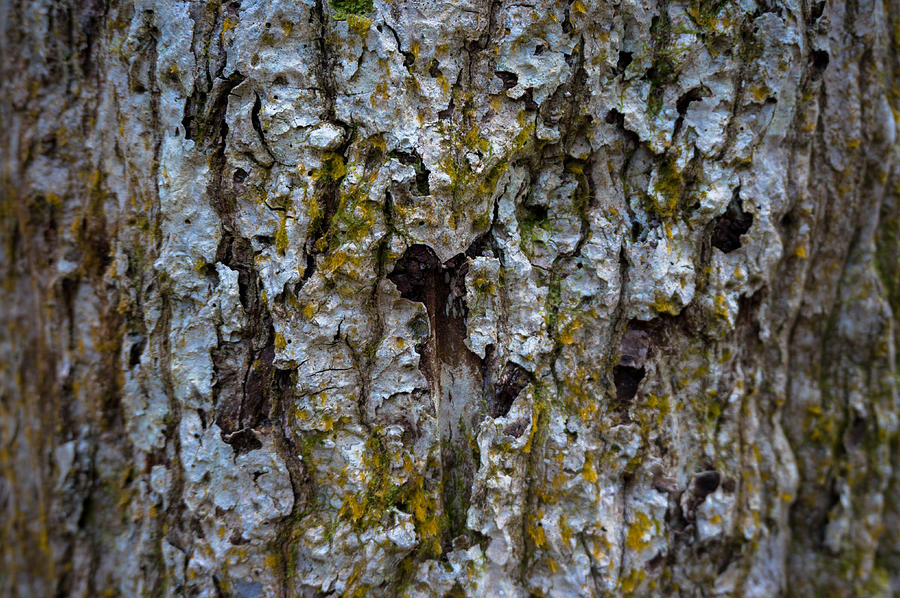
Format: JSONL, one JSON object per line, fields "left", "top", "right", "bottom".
{"left": 2, "top": 0, "right": 899, "bottom": 596}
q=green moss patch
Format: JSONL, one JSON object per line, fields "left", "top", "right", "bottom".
{"left": 330, "top": 0, "right": 373, "bottom": 20}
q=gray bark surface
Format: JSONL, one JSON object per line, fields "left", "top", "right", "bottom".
{"left": 2, "top": 0, "right": 900, "bottom": 596}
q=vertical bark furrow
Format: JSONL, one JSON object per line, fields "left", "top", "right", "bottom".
{"left": 2, "top": 0, "right": 900, "bottom": 596}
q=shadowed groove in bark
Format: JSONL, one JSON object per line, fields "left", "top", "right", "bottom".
{"left": 388, "top": 244, "right": 486, "bottom": 549}
{"left": 711, "top": 186, "right": 753, "bottom": 253}
{"left": 3, "top": 0, "right": 900, "bottom": 595}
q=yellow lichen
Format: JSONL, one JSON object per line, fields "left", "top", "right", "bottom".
{"left": 626, "top": 511, "right": 653, "bottom": 551}
{"left": 347, "top": 14, "right": 371, "bottom": 35}
{"left": 582, "top": 458, "right": 598, "bottom": 483}
{"left": 275, "top": 214, "right": 289, "bottom": 254}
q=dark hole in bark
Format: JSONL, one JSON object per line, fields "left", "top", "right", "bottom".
{"left": 495, "top": 70, "right": 518, "bottom": 90}
{"left": 617, "top": 50, "right": 633, "bottom": 73}
{"left": 128, "top": 338, "right": 145, "bottom": 368}
{"left": 561, "top": 12, "right": 572, "bottom": 33}
{"left": 465, "top": 230, "right": 494, "bottom": 258}
{"left": 522, "top": 202, "right": 548, "bottom": 223}
{"left": 614, "top": 323, "right": 651, "bottom": 401}
{"left": 388, "top": 243, "right": 477, "bottom": 385}
{"left": 84, "top": 228, "right": 113, "bottom": 272}
{"left": 429, "top": 59, "right": 442, "bottom": 78}
{"left": 810, "top": 1, "right": 826, "bottom": 21}
{"left": 680, "top": 470, "right": 722, "bottom": 522}
{"left": 60, "top": 276, "right": 78, "bottom": 326}
{"left": 811, "top": 50, "right": 829, "bottom": 74}
{"left": 631, "top": 220, "right": 643, "bottom": 241}
{"left": 437, "top": 96, "right": 455, "bottom": 120}
{"left": 233, "top": 168, "right": 248, "bottom": 183}
{"left": 490, "top": 361, "right": 531, "bottom": 418}
{"left": 242, "top": 343, "right": 275, "bottom": 426}
{"left": 225, "top": 429, "right": 262, "bottom": 453}
{"left": 387, "top": 244, "right": 441, "bottom": 303}
{"left": 753, "top": 0, "right": 782, "bottom": 16}
{"left": 692, "top": 470, "right": 721, "bottom": 501}
{"left": 606, "top": 108, "right": 624, "bottom": 126}
{"left": 614, "top": 365, "right": 645, "bottom": 401}
{"left": 250, "top": 92, "right": 265, "bottom": 140}
{"left": 296, "top": 253, "right": 316, "bottom": 294}
{"left": 736, "top": 288, "right": 765, "bottom": 336}
{"left": 522, "top": 87, "right": 539, "bottom": 111}
{"left": 389, "top": 150, "right": 430, "bottom": 195}
{"left": 845, "top": 415, "right": 867, "bottom": 450}
{"left": 646, "top": 552, "right": 666, "bottom": 572}
{"left": 674, "top": 87, "right": 706, "bottom": 135}
{"left": 711, "top": 187, "right": 753, "bottom": 253}
{"left": 534, "top": 44, "right": 545, "bottom": 55}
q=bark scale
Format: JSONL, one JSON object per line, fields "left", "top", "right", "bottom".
{"left": 2, "top": 0, "right": 900, "bottom": 596}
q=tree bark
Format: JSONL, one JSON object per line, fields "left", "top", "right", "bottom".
{"left": 2, "top": 0, "right": 899, "bottom": 596}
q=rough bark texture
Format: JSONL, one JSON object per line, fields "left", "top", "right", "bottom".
{"left": 2, "top": 0, "right": 900, "bottom": 596}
